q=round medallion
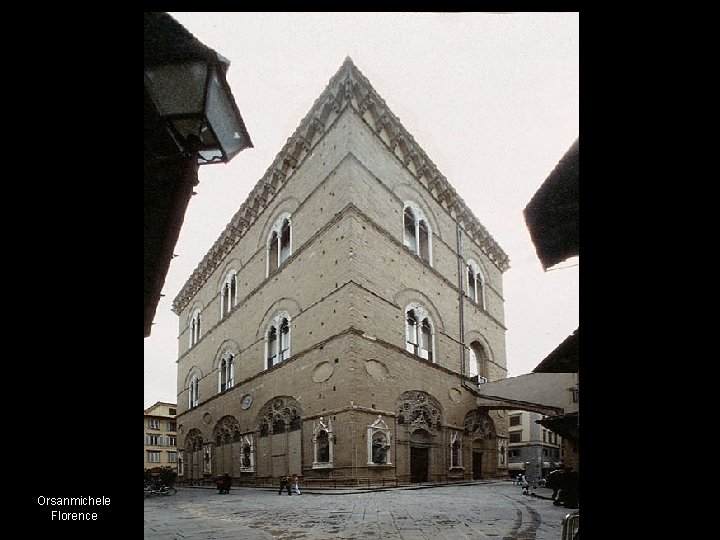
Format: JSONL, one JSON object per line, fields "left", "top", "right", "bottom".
{"left": 241, "top": 394, "right": 253, "bottom": 410}
{"left": 313, "top": 361, "right": 334, "bottom": 382}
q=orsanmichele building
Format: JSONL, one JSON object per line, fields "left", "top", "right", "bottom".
{"left": 172, "top": 58, "right": 512, "bottom": 488}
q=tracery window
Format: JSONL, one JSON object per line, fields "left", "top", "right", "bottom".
{"left": 266, "top": 312, "right": 291, "bottom": 369}
{"left": 189, "top": 309, "right": 202, "bottom": 347}
{"left": 466, "top": 259, "right": 486, "bottom": 309}
{"left": 468, "top": 341, "right": 488, "bottom": 381}
{"left": 267, "top": 214, "right": 292, "bottom": 275}
{"left": 220, "top": 270, "right": 238, "bottom": 318}
{"left": 218, "top": 352, "right": 235, "bottom": 393}
{"left": 188, "top": 373, "right": 200, "bottom": 409}
{"left": 403, "top": 203, "right": 432, "bottom": 264}
{"left": 405, "top": 304, "right": 434, "bottom": 362}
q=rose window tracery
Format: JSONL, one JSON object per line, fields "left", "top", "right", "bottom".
{"left": 213, "top": 416, "right": 241, "bottom": 446}
{"left": 258, "top": 396, "right": 302, "bottom": 435}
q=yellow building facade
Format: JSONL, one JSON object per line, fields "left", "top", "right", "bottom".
{"left": 144, "top": 401, "right": 178, "bottom": 472}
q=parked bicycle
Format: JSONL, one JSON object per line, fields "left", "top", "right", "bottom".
{"left": 144, "top": 482, "right": 177, "bottom": 497}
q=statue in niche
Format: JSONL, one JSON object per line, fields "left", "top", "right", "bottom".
{"left": 451, "top": 440, "right": 460, "bottom": 467}
{"left": 242, "top": 445, "right": 251, "bottom": 468}
{"left": 372, "top": 435, "right": 389, "bottom": 464}
{"left": 317, "top": 431, "right": 330, "bottom": 462}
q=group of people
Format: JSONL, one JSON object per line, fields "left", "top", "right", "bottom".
{"left": 215, "top": 473, "right": 232, "bottom": 494}
{"left": 215, "top": 472, "right": 302, "bottom": 495}
{"left": 278, "top": 474, "right": 301, "bottom": 495}
{"left": 515, "top": 465, "right": 579, "bottom": 509}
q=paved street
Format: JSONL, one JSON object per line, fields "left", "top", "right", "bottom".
{"left": 144, "top": 481, "right": 577, "bottom": 539}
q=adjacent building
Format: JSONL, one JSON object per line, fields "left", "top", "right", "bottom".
{"left": 172, "top": 58, "right": 513, "bottom": 487}
{"left": 144, "top": 401, "right": 178, "bottom": 471}
{"left": 525, "top": 139, "right": 579, "bottom": 474}
{"left": 507, "top": 410, "right": 563, "bottom": 479}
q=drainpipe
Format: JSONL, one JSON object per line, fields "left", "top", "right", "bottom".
{"left": 457, "top": 221, "right": 481, "bottom": 397}
{"left": 456, "top": 222, "right": 466, "bottom": 379}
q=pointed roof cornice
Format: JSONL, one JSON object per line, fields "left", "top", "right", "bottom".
{"left": 173, "top": 57, "right": 509, "bottom": 314}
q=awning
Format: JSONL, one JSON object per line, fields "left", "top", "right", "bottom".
{"left": 536, "top": 411, "right": 579, "bottom": 441}
{"left": 532, "top": 328, "right": 579, "bottom": 373}
{"left": 522, "top": 138, "right": 579, "bottom": 271}
{"left": 475, "top": 394, "right": 562, "bottom": 417}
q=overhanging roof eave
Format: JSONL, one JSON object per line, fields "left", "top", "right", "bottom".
{"left": 475, "top": 394, "right": 563, "bottom": 416}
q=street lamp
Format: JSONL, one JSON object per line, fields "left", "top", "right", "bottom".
{"left": 144, "top": 52, "right": 252, "bottom": 165}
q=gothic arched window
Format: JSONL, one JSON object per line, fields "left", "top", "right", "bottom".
{"left": 403, "top": 203, "right": 432, "bottom": 265}
{"left": 189, "top": 309, "right": 202, "bottom": 347}
{"left": 466, "top": 260, "right": 486, "bottom": 309}
{"left": 267, "top": 214, "right": 292, "bottom": 275}
{"left": 188, "top": 374, "right": 200, "bottom": 409}
{"left": 405, "top": 305, "right": 434, "bottom": 362}
{"left": 266, "top": 312, "right": 291, "bottom": 369}
{"left": 218, "top": 352, "right": 235, "bottom": 393}
{"left": 468, "top": 341, "right": 488, "bottom": 381}
{"left": 220, "top": 270, "right": 238, "bottom": 318}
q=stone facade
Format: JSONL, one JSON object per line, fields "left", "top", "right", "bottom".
{"left": 173, "top": 58, "right": 510, "bottom": 487}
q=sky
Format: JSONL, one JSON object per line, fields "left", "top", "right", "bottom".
{"left": 144, "top": 12, "right": 579, "bottom": 410}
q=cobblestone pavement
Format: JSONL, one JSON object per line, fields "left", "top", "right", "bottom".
{"left": 144, "top": 481, "right": 577, "bottom": 539}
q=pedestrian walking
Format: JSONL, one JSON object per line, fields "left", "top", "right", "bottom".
{"left": 521, "top": 475, "right": 531, "bottom": 495}
{"left": 546, "top": 467, "right": 564, "bottom": 502}
{"left": 290, "top": 474, "right": 301, "bottom": 495}
{"left": 278, "top": 475, "right": 292, "bottom": 496}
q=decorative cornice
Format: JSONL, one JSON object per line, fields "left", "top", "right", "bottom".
{"left": 173, "top": 57, "right": 509, "bottom": 314}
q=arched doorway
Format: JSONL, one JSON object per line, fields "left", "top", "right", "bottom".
{"left": 464, "top": 409, "right": 497, "bottom": 481}
{"left": 410, "top": 429, "right": 431, "bottom": 483}
{"left": 396, "top": 390, "right": 443, "bottom": 484}
{"left": 472, "top": 443, "right": 484, "bottom": 480}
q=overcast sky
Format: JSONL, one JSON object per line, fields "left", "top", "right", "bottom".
{"left": 144, "top": 12, "right": 579, "bottom": 410}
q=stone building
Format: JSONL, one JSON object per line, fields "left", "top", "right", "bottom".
{"left": 506, "top": 409, "right": 563, "bottom": 481}
{"left": 172, "top": 58, "right": 512, "bottom": 487}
